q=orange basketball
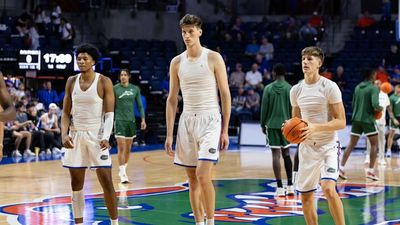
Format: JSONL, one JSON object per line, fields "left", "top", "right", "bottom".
{"left": 282, "top": 117, "right": 308, "bottom": 144}
{"left": 374, "top": 111, "right": 383, "bottom": 120}
{"left": 381, "top": 82, "right": 392, "bottom": 94}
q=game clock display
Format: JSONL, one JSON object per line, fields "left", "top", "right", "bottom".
{"left": 18, "top": 50, "right": 75, "bottom": 71}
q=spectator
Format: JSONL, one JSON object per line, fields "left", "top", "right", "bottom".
{"left": 320, "top": 67, "right": 333, "bottom": 80}
{"left": 390, "top": 65, "right": 400, "bottom": 85}
{"left": 245, "top": 63, "right": 264, "bottom": 91}
{"left": 14, "top": 83, "right": 28, "bottom": 101}
{"left": 376, "top": 65, "right": 390, "bottom": 83}
{"left": 258, "top": 37, "right": 274, "bottom": 60}
{"left": 229, "top": 63, "right": 245, "bottom": 88}
{"left": 231, "top": 87, "right": 247, "bottom": 125}
{"left": 308, "top": 11, "right": 324, "bottom": 28}
{"left": 357, "top": 11, "right": 376, "bottom": 28}
{"left": 33, "top": 5, "right": 49, "bottom": 34}
{"left": 333, "top": 65, "right": 347, "bottom": 91}
{"left": 25, "top": 104, "right": 46, "bottom": 156}
{"left": 299, "top": 23, "right": 318, "bottom": 41}
{"left": 59, "top": 17, "right": 74, "bottom": 49}
{"left": 245, "top": 87, "right": 260, "bottom": 116}
{"left": 383, "top": 44, "right": 400, "bottom": 68}
{"left": 11, "top": 102, "right": 35, "bottom": 157}
{"left": 230, "top": 17, "right": 244, "bottom": 39}
{"left": 245, "top": 37, "right": 260, "bottom": 57}
{"left": 38, "top": 103, "right": 62, "bottom": 154}
{"left": 27, "top": 22, "right": 40, "bottom": 50}
{"left": 254, "top": 53, "right": 271, "bottom": 75}
{"left": 37, "top": 81, "right": 58, "bottom": 109}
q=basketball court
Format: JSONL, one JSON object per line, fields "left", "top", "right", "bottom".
{"left": 0, "top": 142, "right": 399, "bottom": 225}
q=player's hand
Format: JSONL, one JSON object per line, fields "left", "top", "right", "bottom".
{"left": 394, "top": 118, "right": 399, "bottom": 126}
{"left": 62, "top": 135, "right": 74, "bottom": 148}
{"left": 220, "top": 132, "right": 229, "bottom": 151}
{"left": 100, "top": 140, "right": 111, "bottom": 151}
{"left": 141, "top": 120, "right": 147, "bottom": 130}
{"left": 165, "top": 136, "right": 174, "bottom": 157}
{"left": 299, "top": 119, "right": 314, "bottom": 141}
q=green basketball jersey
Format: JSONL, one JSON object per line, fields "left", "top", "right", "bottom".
{"left": 114, "top": 83, "right": 144, "bottom": 121}
{"left": 390, "top": 94, "right": 400, "bottom": 118}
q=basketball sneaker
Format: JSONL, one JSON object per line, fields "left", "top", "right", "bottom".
{"left": 286, "top": 185, "right": 295, "bottom": 196}
{"left": 386, "top": 150, "right": 392, "bottom": 158}
{"left": 119, "top": 170, "right": 129, "bottom": 184}
{"left": 275, "top": 187, "right": 285, "bottom": 197}
{"left": 339, "top": 169, "right": 347, "bottom": 180}
{"left": 366, "top": 171, "right": 379, "bottom": 181}
{"left": 12, "top": 150, "right": 22, "bottom": 157}
{"left": 23, "top": 149, "right": 35, "bottom": 157}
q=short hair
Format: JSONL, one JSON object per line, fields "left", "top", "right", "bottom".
{"left": 75, "top": 43, "right": 101, "bottom": 63}
{"left": 273, "top": 63, "right": 286, "bottom": 77}
{"left": 119, "top": 69, "right": 131, "bottom": 78}
{"left": 361, "top": 67, "right": 376, "bottom": 80}
{"left": 179, "top": 14, "right": 202, "bottom": 28}
{"left": 301, "top": 46, "right": 325, "bottom": 64}
{"left": 49, "top": 103, "right": 58, "bottom": 109}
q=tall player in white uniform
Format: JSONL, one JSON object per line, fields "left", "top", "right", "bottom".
{"left": 61, "top": 44, "right": 118, "bottom": 225}
{"left": 290, "top": 46, "right": 345, "bottom": 225}
{"left": 165, "top": 14, "right": 231, "bottom": 225}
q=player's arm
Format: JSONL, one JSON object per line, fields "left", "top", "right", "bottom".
{"left": 371, "top": 87, "right": 383, "bottom": 112}
{"left": 211, "top": 51, "right": 231, "bottom": 150}
{"left": 388, "top": 100, "right": 399, "bottom": 125}
{"left": 135, "top": 87, "right": 146, "bottom": 128}
{"left": 165, "top": 56, "right": 180, "bottom": 155}
{"left": 260, "top": 87, "right": 269, "bottom": 134}
{"left": 53, "top": 116, "right": 60, "bottom": 132}
{"left": 61, "top": 76, "right": 75, "bottom": 148}
{"left": 100, "top": 75, "right": 115, "bottom": 145}
{"left": 0, "top": 72, "right": 16, "bottom": 122}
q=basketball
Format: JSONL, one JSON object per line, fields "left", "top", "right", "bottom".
{"left": 381, "top": 82, "right": 392, "bottom": 94}
{"left": 374, "top": 111, "right": 383, "bottom": 120}
{"left": 282, "top": 117, "right": 308, "bottom": 144}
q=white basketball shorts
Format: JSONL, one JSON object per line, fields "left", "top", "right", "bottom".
{"left": 296, "top": 141, "right": 341, "bottom": 192}
{"left": 174, "top": 110, "right": 221, "bottom": 167}
{"left": 62, "top": 129, "right": 112, "bottom": 168}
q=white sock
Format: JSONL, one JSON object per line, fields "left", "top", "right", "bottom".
{"left": 387, "top": 149, "right": 391, "bottom": 153}
{"left": 119, "top": 164, "right": 126, "bottom": 173}
{"left": 110, "top": 219, "right": 119, "bottom": 225}
{"left": 206, "top": 218, "right": 214, "bottom": 225}
{"left": 72, "top": 190, "right": 85, "bottom": 219}
{"left": 75, "top": 223, "right": 83, "bottom": 225}
{"left": 367, "top": 168, "right": 374, "bottom": 173}
{"left": 196, "top": 222, "right": 205, "bottom": 225}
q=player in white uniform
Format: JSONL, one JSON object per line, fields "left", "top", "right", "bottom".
{"left": 165, "top": 14, "right": 231, "bottom": 225}
{"left": 290, "top": 46, "right": 345, "bottom": 225}
{"left": 365, "top": 80, "right": 390, "bottom": 165}
{"left": 61, "top": 44, "right": 118, "bottom": 225}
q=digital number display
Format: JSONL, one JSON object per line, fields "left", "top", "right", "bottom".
{"left": 18, "top": 50, "right": 41, "bottom": 70}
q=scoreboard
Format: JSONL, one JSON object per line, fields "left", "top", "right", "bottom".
{"left": 18, "top": 50, "right": 76, "bottom": 71}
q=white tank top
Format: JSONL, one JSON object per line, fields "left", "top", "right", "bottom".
{"left": 71, "top": 73, "right": 103, "bottom": 130}
{"left": 41, "top": 113, "right": 56, "bottom": 129}
{"left": 178, "top": 47, "right": 219, "bottom": 113}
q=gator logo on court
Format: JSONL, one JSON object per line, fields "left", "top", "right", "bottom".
{"left": 0, "top": 179, "right": 399, "bottom": 225}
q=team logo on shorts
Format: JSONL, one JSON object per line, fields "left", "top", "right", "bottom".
{"left": 100, "top": 155, "right": 108, "bottom": 160}
{"left": 209, "top": 148, "right": 216, "bottom": 154}
{"left": 327, "top": 167, "right": 336, "bottom": 173}
{"left": 0, "top": 179, "right": 398, "bottom": 224}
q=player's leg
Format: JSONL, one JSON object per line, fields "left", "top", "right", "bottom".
{"left": 269, "top": 129, "right": 285, "bottom": 196}
{"left": 281, "top": 146, "right": 293, "bottom": 194}
{"left": 386, "top": 128, "right": 396, "bottom": 157}
{"left": 12, "top": 131, "right": 23, "bottom": 156}
{"left": 96, "top": 168, "right": 118, "bottom": 221}
{"left": 69, "top": 168, "right": 86, "bottom": 224}
{"left": 301, "top": 192, "right": 318, "bottom": 225}
{"left": 186, "top": 167, "right": 205, "bottom": 224}
{"left": 321, "top": 180, "right": 345, "bottom": 225}
{"left": 293, "top": 145, "right": 299, "bottom": 187}
{"left": 365, "top": 138, "right": 371, "bottom": 164}
{"left": 366, "top": 134, "right": 379, "bottom": 180}
{"left": 377, "top": 125, "right": 386, "bottom": 165}
{"left": 340, "top": 121, "right": 364, "bottom": 178}
{"left": 197, "top": 161, "right": 215, "bottom": 225}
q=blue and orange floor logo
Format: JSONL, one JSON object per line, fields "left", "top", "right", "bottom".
{"left": 0, "top": 179, "right": 400, "bottom": 225}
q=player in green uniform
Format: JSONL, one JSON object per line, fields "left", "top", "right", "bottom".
{"left": 340, "top": 68, "right": 382, "bottom": 181}
{"left": 260, "top": 63, "right": 294, "bottom": 197}
{"left": 114, "top": 69, "right": 146, "bottom": 183}
{"left": 386, "top": 84, "right": 400, "bottom": 158}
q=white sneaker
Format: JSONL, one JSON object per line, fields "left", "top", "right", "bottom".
{"left": 46, "top": 149, "right": 52, "bottom": 155}
{"left": 119, "top": 170, "right": 129, "bottom": 184}
{"left": 386, "top": 150, "right": 392, "bottom": 158}
{"left": 286, "top": 185, "right": 295, "bottom": 196}
{"left": 378, "top": 159, "right": 387, "bottom": 165}
{"left": 366, "top": 171, "right": 379, "bottom": 181}
{"left": 12, "top": 150, "right": 22, "bottom": 157}
{"left": 364, "top": 157, "right": 370, "bottom": 164}
{"left": 52, "top": 147, "right": 62, "bottom": 154}
{"left": 275, "top": 187, "right": 285, "bottom": 197}
{"left": 23, "top": 149, "right": 35, "bottom": 157}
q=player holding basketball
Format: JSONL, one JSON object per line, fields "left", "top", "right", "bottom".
{"left": 165, "top": 14, "right": 231, "bottom": 225}
{"left": 290, "top": 46, "right": 345, "bottom": 225}
{"left": 365, "top": 80, "right": 390, "bottom": 165}
{"left": 0, "top": 71, "right": 16, "bottom": 162}
{"left": 114, "top": 69, "right": 146, "bottom": 183}
{"left": 340, "top": 68, "right": 382, "bottom": 181}
{"left": 61, "top": 44, "right": 118, "bottom": 225}
{"left": 260, "top": 63, "right": 294, "bottom": 197}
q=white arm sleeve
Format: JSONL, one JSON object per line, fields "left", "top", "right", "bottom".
{"left": 102, "top": 112, "right": 114, "bottom": 141}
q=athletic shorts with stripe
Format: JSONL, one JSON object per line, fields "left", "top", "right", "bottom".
{"left": 114, "top": 120, "right": 136, "bottom": 139}
{"left": 174, "top": 111, "right": 221, "bottom": 167}
{"left": 62, "top": 129, "right": 112, "bottom": 168}
{"left": 296, "top": 141, "right": 341, "bottom": 193}
{"left": 350, "top": 121, "right": 378, "bottom": 136}
{"left": 267, "top": 128, "right": 290, "bottom": 149}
